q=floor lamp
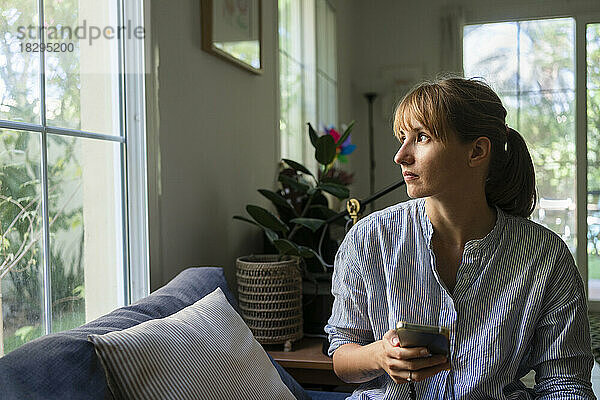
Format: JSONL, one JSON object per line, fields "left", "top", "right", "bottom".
{"left": 364, "top": 93, "right": 377, "bottom": 213}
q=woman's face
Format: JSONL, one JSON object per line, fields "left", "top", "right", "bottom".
{"left": 393, "top": 119, "right": 473, "bottom": 200}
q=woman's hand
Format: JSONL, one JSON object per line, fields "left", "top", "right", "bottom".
{"left": 377, "top": 329, "right": 451, "bottom": 384}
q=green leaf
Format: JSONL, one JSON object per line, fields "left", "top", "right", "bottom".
{"left": 73, "top": 285, "right": 85, "bottom": 298}
{"left": 337, "top": 120, "right": 355, "bottom": 146}
{"left": 273, "top": 239, "right": 300, "bottom": 256}
{"left": 308, "top": 123, "right": 319, "bottom": 147}
{"left": 315, "top": 135, "right": 337, "bottom": 165}
{"left": 15, "top": 325, "right": 36, "bottom": 342}
{"left": 297, "top": 245, "right": 315, "bottom": 258}
{"left": 289, "top": 217, "right": 326, "bottom": 232}
{"left": 233, "top": 215, "right": 259, "bottom": 227}
{"left": 258, "top": 189, "right": 295, "bottom": 214}
{"left": 246, "top": 205, "right": 289, "bottom": 233}
{"left": 234, "top": 214, "right": 282, "bottom": 243}
{"left": 264, "top": 228, "right": 279, "bottom": 243}
{"left": 309, "top": 204, "right": 338, "bottom": 219}
{"left": 319, "top": 175, "right": 344, "bottom": 185}
{"left": 278, "top": 174, "right": 310, "bottom": 194}
{"left": 319, "top": 183, "right": 350, "bottom": 199}
{"left": 282, "top": 159, "right": 313, "bottom": 177}
{"left": 301, "top": 247, "right": 329, "bottom": 270}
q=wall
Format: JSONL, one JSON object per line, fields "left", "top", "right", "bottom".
{"left": 147, "top": 0, "right": 280, "bottom": 291}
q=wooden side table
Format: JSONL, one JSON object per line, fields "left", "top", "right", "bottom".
{"left": 266, "top": 337, "right": 357, "bottom": 389}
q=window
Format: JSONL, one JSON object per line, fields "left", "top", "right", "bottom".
{"left": 0, "top": 0, "right": 148, "bottom": 356}
{"left": 464, "top": 17, "right": 600, "bottom": 303}
{"left": 588, "top": 23, "right": 600, "bottom": 302}
{"left": 278, "top": 0, "right": 337, "bottom": 169}
{"left": 316, "top": 0, "right": 337, "bottom": 132}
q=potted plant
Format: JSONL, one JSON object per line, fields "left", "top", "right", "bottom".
{"left": 234, "top": 122, "right": 356, "bottom": 345}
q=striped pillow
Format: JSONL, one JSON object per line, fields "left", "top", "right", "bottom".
{"left": 88, "top": 287, "right": 295, "bottom": 400}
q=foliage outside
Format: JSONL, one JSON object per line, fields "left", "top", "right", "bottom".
{"left": 1, "top": 0, "right": 86, "bottom": 355}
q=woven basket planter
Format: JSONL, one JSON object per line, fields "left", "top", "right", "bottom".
{"left": 236, "top": 255, "right": 303, "bottom": 345}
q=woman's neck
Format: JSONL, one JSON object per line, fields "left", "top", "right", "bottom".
{"left": 424, "top": 196, "right": 497, "bottom": 248}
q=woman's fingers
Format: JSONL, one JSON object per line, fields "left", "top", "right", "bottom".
{"left": 388, "top": 360, "right": 452, "bottom": 384}
{"left": 383, "top": 329, "right": 430, "bottom": 359}
{"left": 393, "top": 346, "right": 431, "bottom": 359}
{"left": 381, "top": 328, "right": 452, "bottom": 384}
{"left": 383, "top": 329, "right": 399, "bottom": 346}
{"left": 406, "top": 361, "right": 452, "bottom": 382}
{"left": 389, "top": 354, "right": 447, "bottom": 372}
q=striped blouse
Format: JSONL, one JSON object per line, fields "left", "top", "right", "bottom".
{"left": 325, "top": 198, "right": 595, "bottom": 399}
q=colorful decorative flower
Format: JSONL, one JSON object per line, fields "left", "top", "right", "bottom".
{"left": 324, "top": 126, "right": 356, "bottom": 163}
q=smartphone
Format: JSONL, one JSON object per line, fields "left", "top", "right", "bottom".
{"left": 395, "top": 321, "right": 450, "bottom": 356}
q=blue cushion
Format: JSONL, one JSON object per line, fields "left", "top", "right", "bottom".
{"left": 0, "top": 267, "right": 266, "bottom": 399}
{"left": 268, "top": 354, "right": 312, "bottom": 400}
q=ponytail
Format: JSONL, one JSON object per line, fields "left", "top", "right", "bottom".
{"left": 485, "top": 127, "right": 537, "bottom": 218}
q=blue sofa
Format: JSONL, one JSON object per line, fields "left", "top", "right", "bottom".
{"left": 0, "top": 266, "right": 350, "bottom": 400}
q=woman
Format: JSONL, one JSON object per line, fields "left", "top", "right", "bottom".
{"left": 325, "top": 77, "right": 595, "bottom": 399}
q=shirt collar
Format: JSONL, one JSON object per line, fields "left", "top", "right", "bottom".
{"left": 418, "top": 198, "right": 506, "bottom": 252}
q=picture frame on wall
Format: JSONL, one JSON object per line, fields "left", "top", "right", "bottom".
{"left": 201, "top": 0, "right": 263, "bottom": 74}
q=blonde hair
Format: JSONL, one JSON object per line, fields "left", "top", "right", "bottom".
{"left": 393, "top": 77, "right": 537, "bottom": 218}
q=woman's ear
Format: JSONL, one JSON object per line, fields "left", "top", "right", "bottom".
{"left": 469, "top": 136, "right": 491, "bottom": 167}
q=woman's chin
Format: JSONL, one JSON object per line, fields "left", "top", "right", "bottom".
{"left": 406, "top": 187, "right": 429, "bottom": 199}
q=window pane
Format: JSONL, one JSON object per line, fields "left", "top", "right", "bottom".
{"left": 498, "top": 94, "right": 519, "bottom": 129}
{"left": 326, "top": 2, "right": 336, "bottom": 80}
{"left": 279, "top": 0, "right": 301, "bottom": 59}
{"left": 464, "top": 22, "right": 518, "bottom": 93}
{"left": 464, "top": 19, "right": 576, "bottom": 258}
{"left": 278, "top": 0, "right": 289, "bottom": 53}
{"left": 279, "top": 53, "right": 303, "bottom": 161}
{"left": 316, "top": 0, "right": 326, "bottom": 75}
{"left": 316, "top": 0, "right": 337, "bottom": 130}
{"left": 589, "top": 24, "right": 600, "bottom": 91}
{"left": 0, "top": 1, "right": 41, "bottom": 124}
{"left": 47, "top": 134, "right": 124, "bottom": 331}
{"left": 317, "top": 72, "right": 337, "bottom": 128}
{"left": 519, "top": 91, "right": 577, "bottom": 253}
{"left": 587, "top": 23, "right": 600, "bottom": 300}
{"left": 0, "top": 129, "right": 43, "bottom": 356}
{"left": 43, "top": 0, "right": 121, "bottom": 136}
{"left": 518, "top": 18, "right": 574, "bottom": 92}
{"left": 279, "top": 0, "right": 305, "bottom": 163}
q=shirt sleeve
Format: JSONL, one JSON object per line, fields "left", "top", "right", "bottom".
{"left": 530, "top": 243, "right": 596, "bottom": 399}
{"left": 324, "top": 227, "right": 375, "bottom": 357}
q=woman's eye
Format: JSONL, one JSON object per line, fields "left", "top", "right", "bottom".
{"left": 417, "top": 133, "right": 429, "bottom": 142}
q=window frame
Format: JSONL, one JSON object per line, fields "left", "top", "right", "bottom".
{"left": 123, "top": 0, "right": 150, "bottom": 304}
{"left": 580, "top": 15, "right": 600, "bottom": 311}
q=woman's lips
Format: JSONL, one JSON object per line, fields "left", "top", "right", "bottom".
{"left": 403, "top": 173, "right": 419, "bottom": 181}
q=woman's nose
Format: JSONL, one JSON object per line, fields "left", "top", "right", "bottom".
{"left": 394, "top": 144, "right": 412, "bottom": 165}
{"left": 393, "top": 148, "right": 402, "bottom": 164}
